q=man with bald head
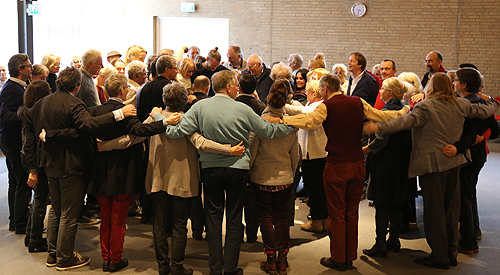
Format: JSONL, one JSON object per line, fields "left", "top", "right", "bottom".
{"left": 422, "top": 50, "right": 446, "bottom": 88}
{"left": 245, "top": 54, "right": 273, "bottom": 104}
{"left": 225, "top": 46, "right": 247, "bottom": 72}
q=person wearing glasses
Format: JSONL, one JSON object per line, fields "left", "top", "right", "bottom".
{"left": 136, "top": 55, "right": 178, "bottom": 122}
{"left": 0, "top": 53, "right": 33, "bottom": 234}
{"left": 245, "top": 54, "right": 273, "bottom": 104}
{"left": 190, "top": 47, "right": 228, "bottom": 97}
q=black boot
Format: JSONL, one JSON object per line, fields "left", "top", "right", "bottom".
{"left": 363, "top": 241, "right": 388, "bottom": 258}
{"left": 387, "top": 235, "right": 401, "bottom": 252}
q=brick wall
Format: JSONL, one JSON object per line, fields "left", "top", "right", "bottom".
{"left": 133, "top": 0, "right": 500, "bottom": 95}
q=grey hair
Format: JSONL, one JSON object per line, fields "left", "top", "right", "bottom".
{"left": 126, "top": 61, "right": 147, "bottom": 79}
{"left": 82, "top": 49, "right": 102, "bottom": 68}
{"left": 32, "top": 64, "right": 49, "bottom": 78}
{"left": 289, "top": 53, "right": 303, "bottom": 67}
{"left": 270, "top": 62, "right": 293, "bottom": 81}
{"left": 211, "top": 70, "right": 236, "bottom": 93}
{"left": 332, "top": 63, "right": 347, "bottom": 75}
{"left": 319, "top": 74, "right": 341, "bottom": 93}
{"left": 99, "top": 66, "right": 117, "bottom": 78}
{"left": 8, "top": 53, "right": 29, "bottom": 77}
{"left": 162, "top": 82, "right": 188, "bottom": 112}
{"left": 104, "top": 74, "right": 128, "bottom": 97}
{"left": 156, "top": 55, "right": 176, "bottom": 75}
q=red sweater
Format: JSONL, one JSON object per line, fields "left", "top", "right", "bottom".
{"left": 322, "top": 94, "right": 364, "bottom": 164}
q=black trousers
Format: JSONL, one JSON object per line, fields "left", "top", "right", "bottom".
{"left": 0, "top": 139, "right": 30, "bottom": 231}
{"left": 419, "top": 167, "right": 460, "bottom": 265}
{"left": 151, "top": 191, "right": 192, "bottom": 274}
{"left": 201, "top": 167, "right": 248, "bottom": 275}
{"left": 302, "top": 158, "right": 328, "bottom": 220}
{"left": 458, "top": 160, "right": 484, "bottom": 251}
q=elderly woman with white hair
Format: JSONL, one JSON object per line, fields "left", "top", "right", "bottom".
{"left": 124, "top": 61, "right": 148, "bottom": 105}
{"left": 285, "top": 80, "right": 329, "bottom": 233}
{"left": 145, "top": 82, "right": 246, "bottom": 275}
{"left": 332, "top": 64, "right": 348, "bottom": 94}
{"left": 31, "top": 65, "right": 49, "bottom": 82}
{"left": 41, "top": 53, "right": 61, "bottom": 93}
{"left": 87, "top": 74, "right": 179, "bottom": 273}
{"left": 96, "top": 66, "right": 117, "bottom": 104}
{"left": 270, "top": 62, "right": 293, "bottom": 82}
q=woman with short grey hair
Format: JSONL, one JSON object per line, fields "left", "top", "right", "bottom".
{"left": 145, "top": 82, "right": 245, "bottom": 275}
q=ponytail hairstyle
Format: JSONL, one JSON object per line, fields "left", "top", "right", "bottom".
{"left": 308, "top": 53, "right": 326, "bottom": 70}
{"left": 207, "top": 47, "right": 221, "bottom": 62}
{"left": 381, "top": 77, "right": 408, "bottom": 100}
{"left": 267, "top": 79, "right": 290, "bottom": 109}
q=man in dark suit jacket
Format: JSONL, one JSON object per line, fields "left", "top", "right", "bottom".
{"left": 346, "top": 52, "right": 379, "bottom": 107}
{"left": 244, "top": 54, "right": 273, "bottom": 104}
{"left": 0, "top": 53, "right": 32, "bottom": 233}
{"left": 136, "top": 55, "right": 178, "bottom": 122}
{"left": 18, "top": 67, "right": 137, "bottom": 271}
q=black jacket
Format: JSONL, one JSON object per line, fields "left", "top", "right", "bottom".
{"left": 347, "top": 71, "right": 379, "bottom": 106}
{"left": 136, "top": 76, "right": 171, "bottom": 122}
{"left": 87, "top": 99, "right": 165, "bottom": 196}
{"left": 18, "top": 90, "right": 117, "bottom": 175}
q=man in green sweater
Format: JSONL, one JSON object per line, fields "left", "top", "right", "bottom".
{"left": 158, "top": 70, "right": 294, "bottom": 275}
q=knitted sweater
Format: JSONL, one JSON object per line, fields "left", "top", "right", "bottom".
{"left": 249, "top": 106, "right": 299, "bottom": 186}
{"left": 161, "top": 94, "right": 295, "bottom": 170}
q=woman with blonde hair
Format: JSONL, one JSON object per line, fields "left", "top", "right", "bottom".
{"left": 307, "top": 68, "right": 329, "bottom": 81}
{"left": 41, "top": 53, "right": 60, "bottom": 92}
{"left": 398, "top": 72, "right": 421, "bottom": 100}
{"left": 176, "top": 58, "right": 196, "bottom": 94}
{"left": 364, "top": 73, "right": 500, "bottom": 269}
{"left": 362, "top": 77, "right": 412, "bottom": 258}
{"left": 125, "top": 45, "right": 147, "bottom": 65}
{"left": 308, "top": 53, "right": 326, "bottom": 70}
{"left": 285, "top": 79, "right": 329, "bottom": 233}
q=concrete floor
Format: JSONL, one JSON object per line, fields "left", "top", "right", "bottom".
{"left": 1, "top": 141, "right": 500, "bottom": 274}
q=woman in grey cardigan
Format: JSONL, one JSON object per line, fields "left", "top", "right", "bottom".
{"left": 145, "top": 82, "right": 245, "bottom": 275}
{"left": 364, "top": 73, "right": 499, "bottom": 269}
{"left": 250, "top": 79, "right": 299, "bottom": 275}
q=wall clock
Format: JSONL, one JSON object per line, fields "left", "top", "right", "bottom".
{"left": 351, "top": 3, "right": 367, "bottom": 17}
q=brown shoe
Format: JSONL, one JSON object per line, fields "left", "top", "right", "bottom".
{"left": 260, "top": 252, "right": 277, "bottom": 275}
{"left": 277, "top": 251, "right": 288, "bottom": 275}
{"left": 300, "top": 220, "right": 325, "bottom": 233}
{"left": 320, "top": 257, "right": 346, "bottom": 271}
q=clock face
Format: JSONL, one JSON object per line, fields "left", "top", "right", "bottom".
{"left": 351, "top": 3, "right": 367, "bottom": 17}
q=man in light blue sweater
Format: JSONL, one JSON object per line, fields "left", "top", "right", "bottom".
{"left": 157, "top": 70, "right": 294, "bottom": 275}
